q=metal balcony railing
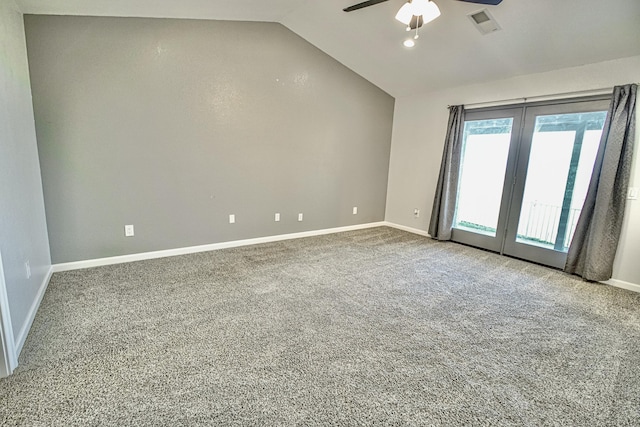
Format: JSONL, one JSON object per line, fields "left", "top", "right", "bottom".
{"left": 456, "top": 201, "right": 583, "bottom": 252}
{"left": 516, "top": 201, "right": 582, "bottom": 250}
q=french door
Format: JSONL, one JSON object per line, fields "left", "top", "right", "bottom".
{"left": 451, "top": 97, "right": 610, "bottom": 269}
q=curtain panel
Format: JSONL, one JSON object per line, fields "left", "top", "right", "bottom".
{"left": 428, "top": 105, "right": 465, "bottom": 240}
{"left": 565, "top": 84, "right": 637, "bottom": 281}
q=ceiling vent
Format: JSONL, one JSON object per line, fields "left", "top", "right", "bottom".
{"left": 468, "top": 9, "right": 501, "bottom": 35}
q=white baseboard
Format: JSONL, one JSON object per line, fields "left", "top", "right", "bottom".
{"left": 602, "top": 278, "right": 640, "bottom": 293}
{"left": 383, "top": 221, "right": 431, "bottom": 238}
{"left": 52, "top": 220, "right": 637, "bottom": 291}
{"left": 15, "top": 266, "right": 53, "bottom": 356}
{"left": 53, "top": 222, "right": 388, "bottom": 272}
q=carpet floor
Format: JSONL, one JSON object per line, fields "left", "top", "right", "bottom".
{"left": 1, "top": 226, "right": 639, "bottom": 426}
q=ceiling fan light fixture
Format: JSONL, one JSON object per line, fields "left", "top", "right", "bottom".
{"left": 411, "top": 0, "right": 439, "bottom": 18}
{"left": 417, "top": 1, "right": 441, "bottom": 24}
{"left": 395, "top": 0, "right": 441, "bottom": 26}
{"left": 395, "top": 2, "right": 414, "bottom": 25}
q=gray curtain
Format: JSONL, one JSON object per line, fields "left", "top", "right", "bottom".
{"left": 429, "top": 105, "right": 465, "bottom": 240}
{"left": 565, "top": 84, "right": 637, "bottom": 281}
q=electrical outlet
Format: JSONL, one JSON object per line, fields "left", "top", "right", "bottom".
{"left": 414, "top": 209, "right": 420, "bottom": 218}
{"left": 298, "top": 213, "right": 303, "bottom": 222}
{"left": 275, "top": 213, "right": 280, "bottom": 222}
{"left": 229, "top": 214, "right": 235, "bottom": 224}
{"left": 125, "top": 224, "right": 134, "bottom": 237}
{"left": 628, "top": 187, "right": 639, "bottom": 200}
{"left": 353, "top": 207, "right": 358, "bottom": 215}
{"left": 24, "top": 260, "right": 31, "bottom": 279}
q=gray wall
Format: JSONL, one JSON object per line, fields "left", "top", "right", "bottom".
{"left": 0, "top": 2, "right": 51, "bottom": 338}
{"left": 24, "top": 15, "right": 395, "bottom": 264}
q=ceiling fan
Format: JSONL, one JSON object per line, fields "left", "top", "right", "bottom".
{"left": 343, "top": 0, "right": 503, "bottom": 47}
{"left": 343, "top": 0, "right": 502, "bottom": 13}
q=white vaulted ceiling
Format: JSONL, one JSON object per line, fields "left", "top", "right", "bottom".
{"left": 14, "top": 0, "right": 640, "bottom": 97}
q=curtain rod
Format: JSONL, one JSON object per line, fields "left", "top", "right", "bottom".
{"left": 458, "top": 87, "right": 616, "bottom": 110}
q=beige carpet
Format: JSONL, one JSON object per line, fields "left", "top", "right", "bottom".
{"left": 1, "top": 227, "right": 639, "bottom": 426}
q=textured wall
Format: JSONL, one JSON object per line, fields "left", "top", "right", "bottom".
{"left": 386, "top": 55, "right": 640, "bottom": 285}
{"left": 24, "top": 15, "right": 395, "bottom": 264}
{"left": 0, "top": 2, "right": 51, "bottom": 339}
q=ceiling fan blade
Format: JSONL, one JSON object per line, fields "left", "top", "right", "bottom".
{"left": 456, "top": 0, "right": 503, "bottom": 5}
{"left": 343, "top": 0, "right": 390, "bottom": 12}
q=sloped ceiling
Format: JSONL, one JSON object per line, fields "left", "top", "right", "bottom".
{"left": 15, "top": 0, "right": 640, "bottom": 97}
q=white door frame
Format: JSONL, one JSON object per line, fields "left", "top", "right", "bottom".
{"left": 0, "top": 251, "right": 18, "bottom": 377}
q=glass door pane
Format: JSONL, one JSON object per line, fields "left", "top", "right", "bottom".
{"left": 515, "top": 112, "right": 606, "bottom": 251}
{"left": 503, "top": 101, "right": 609, "bottom": 268}
{"left": 451, "top": 108, "right": 522, "bottom": 252}
{"left": 454, "top": 118, "right": 513, "bottom": 236}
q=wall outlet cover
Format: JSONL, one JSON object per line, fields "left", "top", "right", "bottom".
{"left": 24, "top": 261, "right": 31, "bottom": 279}
{"left": 125, "top": 225, "right": 134, "bottom": 237}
